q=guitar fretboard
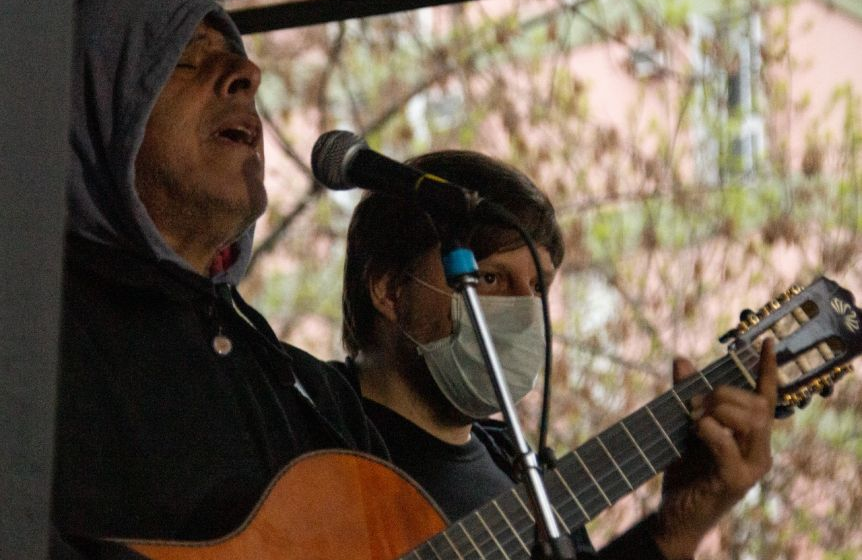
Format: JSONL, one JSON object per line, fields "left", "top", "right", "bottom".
{"left": 404, "top": 345, "right": 761, "bottom": 560}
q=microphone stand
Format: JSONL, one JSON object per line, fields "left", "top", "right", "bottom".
{"left": 442, "top": 246, "right": 576, "bottom": 560}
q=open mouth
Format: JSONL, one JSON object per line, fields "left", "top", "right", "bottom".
{"left": 214, "top": 117, "right": 261, "bottom": 148}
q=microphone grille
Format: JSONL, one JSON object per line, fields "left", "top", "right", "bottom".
{"left": 311, "top": 130, "right": 366, "bottom": 190}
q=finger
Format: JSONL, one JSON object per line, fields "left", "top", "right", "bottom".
{"left": 696, "top": 415, "right": 769, "bottom": 495}
{"left": 756, "top": 338, "right": 778, "bottom": 410}
{"left": 704, "top": 385, "right": 765, "bottom": 409}
{"left": 673, "top": 356, "right": 697, "bottom": 384}
{"left": 695, "top": 416, "right": 743, "bottom": 471}
{"left": 735, "top": 339, "right": 777, "bottom": 468}
{"left": 701, "top": 397, "right": 773, "bottom": 444}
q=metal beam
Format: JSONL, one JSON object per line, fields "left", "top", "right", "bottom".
{"left": 230, "top": 0, "right": 476, "bottom": 34}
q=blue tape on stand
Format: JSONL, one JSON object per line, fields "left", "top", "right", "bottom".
{"left": 442, "top": 248, "right": 478, "bottom": 279}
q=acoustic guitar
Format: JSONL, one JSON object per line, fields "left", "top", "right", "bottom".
{"left": 120, "top": 277, "right": 861, "bottom": 560}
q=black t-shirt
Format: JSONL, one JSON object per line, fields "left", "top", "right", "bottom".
{"left": 361, "top": 398, "right": 599, "bottom": 557}
{"left": 362, "top": 399, "right": 514, "bottom": 522}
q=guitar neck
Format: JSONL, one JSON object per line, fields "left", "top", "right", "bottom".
{"left": 405, "top": 345, "right": 761, "bottom": 559}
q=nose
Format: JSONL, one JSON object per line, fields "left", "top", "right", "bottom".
{"left": 216, "top": 55, "right": 262, "bottom": 99}
{"left": 510, "top": 277, "right": 537, "bottom": 297}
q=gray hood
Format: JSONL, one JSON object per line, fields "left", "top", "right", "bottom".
{"left": 68, "top": 0, "right": 254, "bottom": 284}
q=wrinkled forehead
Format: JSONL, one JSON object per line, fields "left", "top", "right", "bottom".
{"left": 190, "top": 14, "right": 245, "bottom": 55}
{"left": 178, "top": 21, "right": 237, "bottom": 63}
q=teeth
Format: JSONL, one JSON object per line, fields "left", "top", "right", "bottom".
{"left": 220, "top": 126, "right": 255, "bottom": 145}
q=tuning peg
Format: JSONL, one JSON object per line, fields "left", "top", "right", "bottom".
{"left": 739, "top": 308, "right": 757, "bottom": 322}
{"left": 774, "top": 405, "right": 795, "bottom": 419}
{"left": 720, "top": 308, "right": 762, "bottom": 343}
{"left": 819, "top": 384, "right": 834, "bottom": 398}
{"left": 798, "top": 395, "right": 812, "bottom": 408}
{"left": 718, "top": 328, "right": 738, "bottom": 344}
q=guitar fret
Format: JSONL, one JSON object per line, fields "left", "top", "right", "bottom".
{"left": 511, "top": 488, "right": 535, "bottom": 522}
{"left": 539, "top": 477, "right": 580, "bottom": 538}
{"left": 552, "top": 503, "right": 566, "bottom": 535}
{"left": 441, "top": 531, "right": 466, "bottom": 560}
{"left": 505, "top": 488, "right": 540, "bottom": 555}
{"left": 695, "top": 369, "right": 714, "bottom": 390}
{"left": 553, "top": 468, "right": 589, "bottom": 519}
{"left": 572, "top": 448, "right": 612, "bottom": 506}
{"left": 596, "top": 434, "right": 633, "bottom": 490}
{"left": 448, "top": 527, "right": 482, "bottom": 560}
{"left": 493, "top": 502, "right": 529, "bottom": 555}
{"left": 620, "top": 420, "right": 657, "bottom": 475}
{"left": 669, "top": 388, "right": 690, "bottom": 416}
{"left": 560, "top": 456, "right": 614, "bottom": 517}
{"left": 428, "top": 535, "right": 452, "bottom": 560}
{"left": 625, "top": 408, "right": 681, "bottom": 476}
{"left": 459, "top": 513, "right": 497, "bottom": 559}
{"left": 645, "top": 403, "right": 682, "bottom": 458}
{"left": 457, "top": 520, "right": 487, "bottom": 560}
{"left": 463, "top": 510, "right": 505, "bottom": 559}
{"left": 482, "top": 500, "right": 525, "bottom": 559}
{"left": 492, "top": 502, "right": 525, "bottom": 554}
{"left": 476, "top": 511, "right": 511, "bottom": 559}
{"left": 579, "top": 438, "right": 633, "bottom": 507}
{"left": 729, "top": 349, "right": 757, "bottom": 388}
{"left": 599, "top": 423, "right": 657, "bottom": 493}
{"left": 424, "top": 539, "right": 444, "bottom": 560}
{"left": 513, "top": 490, "right": 564, "bottom": 552}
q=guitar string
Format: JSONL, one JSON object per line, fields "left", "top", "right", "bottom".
{"left": 414, "top": 344, "right": 767, "bottom": 558}
{"left": 491, "top": 353, "right": 756, "bottom": 554}
{"left": 419, "top": 347, "right": 760, "bottom": 559}
{"left": 423, "top": 346, "right": 764, "bottom": 558}
{"left": 547, "top": 346, "right": 762, "bottom": 522}
{"left": 494, "top": 348, "right": 763, "bottom": 557}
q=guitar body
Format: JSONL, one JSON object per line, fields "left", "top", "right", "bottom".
{"left": 123, "top": 451, "right": 447, "bottom": 560}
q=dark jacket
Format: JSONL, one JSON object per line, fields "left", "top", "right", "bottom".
{"left": 53, "top": 235, "right": 386, "bottom": 542}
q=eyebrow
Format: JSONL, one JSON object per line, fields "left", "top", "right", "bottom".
{"left": 479, "top": 263, "right": 557, "bottom": 285}
{"left": 185, "top": 27, "right": 237, "bottom": 54}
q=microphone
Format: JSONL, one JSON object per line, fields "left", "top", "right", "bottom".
{"left": 311, "top": 130, "right": 479, "bottom": 226}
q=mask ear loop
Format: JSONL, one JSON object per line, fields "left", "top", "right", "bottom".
{"left": 401, "top": 272, "right": 465, "bottom": 349}
{"left": 406, "top": 273, "right": 451, "bottom": 297}
{"left": 406, "top": 272, "right": 463, "bottom": 327}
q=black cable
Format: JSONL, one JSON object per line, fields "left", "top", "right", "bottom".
{"left": 474, "top": 200, "right": 557, "bottom": 469}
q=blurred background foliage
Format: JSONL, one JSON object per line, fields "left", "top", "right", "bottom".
{"left": 225, "top": 0, "right": 861, "bottom": 557}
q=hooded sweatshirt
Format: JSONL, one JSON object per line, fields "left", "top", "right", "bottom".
{"left": 67, "top": 0, "right": 253, "bottom": 283}
{"left": 54, "top": 0, "right": 384, "bottom": 546}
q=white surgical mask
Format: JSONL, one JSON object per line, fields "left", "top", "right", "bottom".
{"left": 403, "top": 275, "right": 545, "bottom": 419}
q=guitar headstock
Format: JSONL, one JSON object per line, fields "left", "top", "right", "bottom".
{"left": 725, "top": 277, "right": 861, "bottom": 416}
